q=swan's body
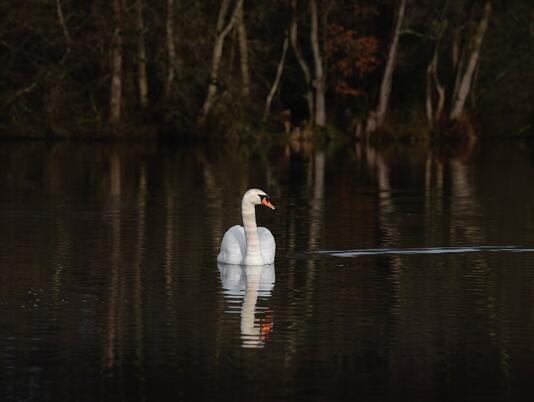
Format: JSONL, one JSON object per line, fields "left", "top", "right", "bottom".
{"left": 218, "top": 225, "right": 275, "bottom": 265}
{"left": 217, "top": 189, "right": 276, "bottom": 265}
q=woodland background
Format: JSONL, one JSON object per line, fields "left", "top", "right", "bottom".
{"left": 0, "top": 0, "right": 532, "bottom": 141}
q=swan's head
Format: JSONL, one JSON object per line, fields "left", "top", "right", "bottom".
{"left": 243, "top": 188, "right": 275, "bottom": 210}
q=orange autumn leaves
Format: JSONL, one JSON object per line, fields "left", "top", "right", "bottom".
{"left": 326, "top": 23, "right": 381, "bottom": 97}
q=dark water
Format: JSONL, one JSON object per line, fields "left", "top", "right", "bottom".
{"left": 1, "top": 140, "right": 534, "bottom": 402}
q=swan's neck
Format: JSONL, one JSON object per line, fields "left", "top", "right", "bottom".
{"left": 242, "top": 201, "right": 263, "bottom": 264}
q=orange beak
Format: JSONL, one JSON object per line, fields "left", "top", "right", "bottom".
{"left": 261, "top": 197, "right": 275, "bottom": 210}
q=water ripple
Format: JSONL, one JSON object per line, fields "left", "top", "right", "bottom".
{"left": 312, "top": 245, "right": 534, "bottom": 257}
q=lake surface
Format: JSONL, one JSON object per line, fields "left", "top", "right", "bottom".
{"left": 1, "top": 139, "right": 534, "bottom": 402}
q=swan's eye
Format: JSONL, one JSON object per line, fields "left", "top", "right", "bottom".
{"left": 259, "top": 194, "right": 266, "bottom": 202}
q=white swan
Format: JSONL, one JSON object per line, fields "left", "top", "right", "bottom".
{"left": 217, "top": 189, "right": 276, "bottom": 265}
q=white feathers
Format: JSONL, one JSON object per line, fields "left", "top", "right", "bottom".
{"left": 217, "top": 189, "right": 276, "bottom": 266}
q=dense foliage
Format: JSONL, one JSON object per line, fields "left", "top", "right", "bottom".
{"left": 0, "top": 0, "right": 532, "bottom": 139}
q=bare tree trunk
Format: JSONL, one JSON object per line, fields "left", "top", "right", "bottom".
{"left": 56, "top": 0, "right": 71, "bottom": 45}
{"left": 199, "top": 0, "right": 243, "bottom": 126}
{"left": 165, "top": 0, "right": 176, "bottom": 98}
{"left": 309, "top": 0, "right": 326, "bottom": 126}
{"left": 263, "top": 35, "right": 289, "bottom": 121}
{"left": 450, "top": 2, "right": 492, "bottom": 121}
{"left": 137, "top": 0, "right": 148, "bottom": 108}
{"left": 374, "top": 0, "right": 406, "bottom": 128}
{"left": 425, "top": 56, "right": 434, "bottom": 128}
{"left": 109, "top": 0, "right": 123, "bottom": 126}
{"left": 426, "top": 42, "right": 445, "bottom": 128}
{"left": 451, "top": 26, "right": 461, "bottom": 70}
{"left": 236, "top": 2, "right": 250, "bottom": 98}
{"left": 290, "top": 0, "right": 314, "bottom": 123}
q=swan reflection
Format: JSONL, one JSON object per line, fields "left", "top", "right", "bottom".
{"left": 218, "top": 263, "right": 275, "bottom": 348}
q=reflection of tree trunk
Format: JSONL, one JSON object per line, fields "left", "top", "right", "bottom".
{"left": 304, "top": 150, "right": 324, "bottom": 321}
{"left": 51, "top": 212, "right": 68, "bottom": 300}
{"left": 164, "top": 186, "right": 174, "bottom": 294}
{"left": 199, "top": 153, "right": 223, "bottom": 254}
{"left": 311, "top": 151, "right": 324, "bottom": 232}
{"left": 165, "top": 0, "right": 176, "bottom": 98}
{"left": 163, "top": 176, "right": 178, "bottom": 363}
{"left": 109, "top": 0, "right": 123, "bottom": 126}
{"left": 450, "top": 2, "right": 492, "bottom": 121}
{"left": 136, "top": 0, "right": 148, "bottom": 108}
{"left": 199, "top": 0, "right": 243, "bottom": 125}
{"left": 106, "top": 152, "right": 121, "bottom": 368}
{"left": 373, "top": 148, "right": 404, "bottom": 369}
{"left": 309, "top": 0, "right": 326, "bottom": 126}
{"left": 373, "top": 0, "right": 406, "bottom": 129}
{"left": 263, "top": 35, "right": 289, "bottom": 121}
{"left": 133, "top": 166, "right": 146, "bottom": 386}
{"left": 424, "top": 151, "right": 443, "bottom": 242}
{"left": 290, "top": 0, "right": 314, "bottom": 123}
{"left": 375, "top": 151, "right": 395, "bottom": 223}
{"left": 236, "top": 2, "right": 250, "bottom": 98}
{"left": 110, "top": 153, "right": 121, "bottom": 197}
{"left": 449, "top": 160, "right": 480, "bottom": 242}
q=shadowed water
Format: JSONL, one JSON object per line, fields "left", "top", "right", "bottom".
{"left": 1, "top": 140, "right": 534, "bottom": 401}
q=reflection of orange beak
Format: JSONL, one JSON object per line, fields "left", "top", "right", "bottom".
{"left": 261, "top": 198, "right": 275, "bottom": 210}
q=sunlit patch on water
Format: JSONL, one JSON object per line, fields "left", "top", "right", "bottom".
{"left": 313, "top": 245, "right": 534, "bottom": 258}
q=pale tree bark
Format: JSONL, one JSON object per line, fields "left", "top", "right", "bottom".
{"left": 263, "top": 35, "right": 289, "bottom": 121}
{"left": 290, "top": 0, "right": 314, "bottom": 123}
{"left": 374, "top": 0, "right": 406, "bottom": 129}
{"left": 165, "top": 0, "right": 176, "bottom": 98}
{"left": 56, "top": 0, "right": 71, "bottom": 45}
{"left": 136, "top": 0, "right": 148, "bottom": 108}
{"left": 450, "top": 2, "right": 492, "bottom": 121}
{"left": 426, "top": 36, "right": 445, "bottom": 128}
{"left": 451, "top": 26, "right": 461, "bottom": 70}
{"left": 309, "top": 0, "right": 326, "bottom": 126}
{"left": 426, "top": 49, "right": 445, "bottom": 128}
{"left": 199, "top": 0, "right": 243, "bottom": 126}
{"left": 109, "top": 0, "right": 123, "bottom": 126}
{"left": 236, "top": 2, "right": 250, "bottom": 98}
{"left": 425, "top": 53, "right": 435, "bottom": 128}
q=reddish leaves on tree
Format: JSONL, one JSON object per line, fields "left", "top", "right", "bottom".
{"left": 326, "top": 23, "right": 381, "bottom": 97}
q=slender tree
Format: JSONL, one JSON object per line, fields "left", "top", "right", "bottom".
{"left": 136, "top": 0, "right": 148, "bottom": 108}
{"left": 426, "top": 41, "right": 446, "bottom": 128}
{"left": 165, "top": 0, "right": 177, "bottom": 98}
{"left": 263, "top": 34, "right": 289, "bottom": 120}
{"left": 309, "top": 0, "right": 326, "bottom": 126}
{"left": 290, "top": 0, "right": 314, "bottom": 123}
{"left": 109, "top": 0, "right": 123, "bottom": 126}
{"left": 426, "top": 18, "right": 447, "bottom": 128}
{"left": 236, "top": 2, "right": 250, "bottom": 98}
{"left": 56, "top": 0, "right": 71, "bottom": 46}
{"left": 369, "top": 0, "right": 406, "bottom": 132}
{"left": 450, "top": 1, "right": 492, "bottom": 121}
{"left": 199, "top": 0, "right": 244, "bottom": 126}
